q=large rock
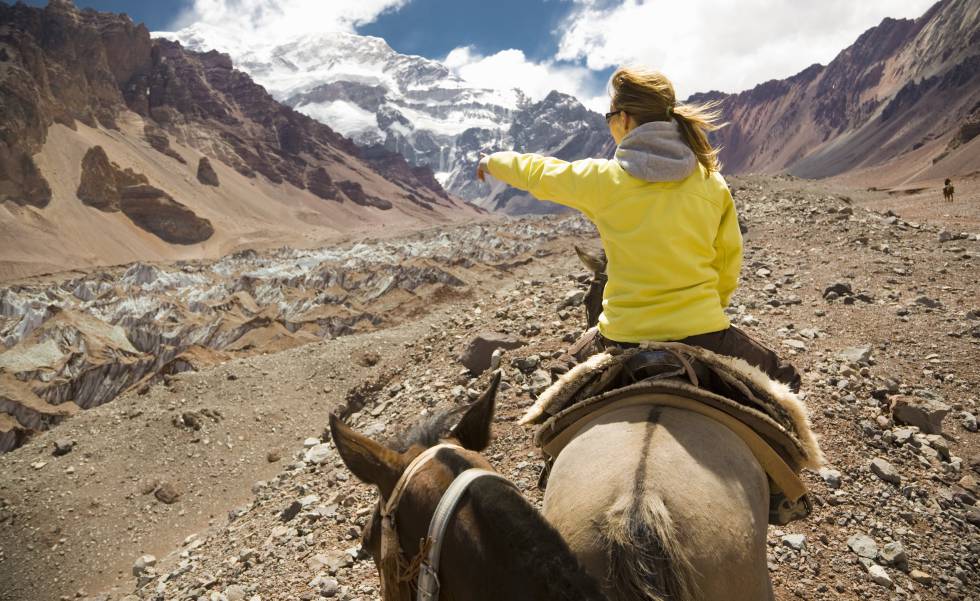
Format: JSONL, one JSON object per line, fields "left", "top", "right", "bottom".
{"left": 132, "top": 554, "right": 156, "bottom": 576}
{"left": 77, "top": 146, "right": 124, "bottom": 211}
{"left": 890, "top": 395, "right": 950, "bottom": 434}
{"left": 196, "top": 157, "right": 219, "bottom": 186}
{"left": 458, "top": 333, "right": 526, "bottom": 374}
{"left": 75, "top": 146, "right": 213, "bottom": 244}
{"left": 867, "top": 564, "right": 893, "bottom": 588}
{"left": 847, "top": 533, "right": 878, "bottom": 559}
{"left": 304, "top": 443, "right": 332, "bottom": 464}
{"left": 880, "top": 541, "right": 908, "bottom": 571}
{"left": 119, "top": 184, "right": 214, "bottom": 244}
{"left": 337, "top": 180, "right": 392, "bottom": 210}
{"left": 870, "top": 457, "right": 901, "bottom": 484}
{"left": 154, "top": 481, "right": 181, "bottom": 504}
{"left": 838, "top": 346, "right": 872, "bottom": 364}
{"left": 307, "top": 167, "right": 339, "bottom": 201}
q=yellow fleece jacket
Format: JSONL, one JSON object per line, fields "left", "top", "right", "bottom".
{"left": 486, "top": 152, "right": 742, "bottom": 343}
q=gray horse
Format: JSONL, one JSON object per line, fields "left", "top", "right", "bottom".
{"left": 540, "top": 247, "right": 784, "bottom": 601}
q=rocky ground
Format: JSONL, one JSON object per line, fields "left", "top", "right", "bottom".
{"left": 0, "top": 218, "right": 589, "bottom": 451}
{"left": 0, "top": 175, "right": 978, "bottom": 601}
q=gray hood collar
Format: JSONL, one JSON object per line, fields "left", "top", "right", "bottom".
{"left": 615, "top": 120, "right": 697, "bottom": 182}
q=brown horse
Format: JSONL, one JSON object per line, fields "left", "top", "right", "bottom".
{"left": 330, "top": 372, "right": 606, "bottom": 601}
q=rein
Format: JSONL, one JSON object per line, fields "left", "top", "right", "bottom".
{"left": 378, "top": 443, "right": 514, "bottom": 601}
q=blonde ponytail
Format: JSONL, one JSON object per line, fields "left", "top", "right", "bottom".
{"left": 609, "top": 66, "right": 726, "bottom": 172}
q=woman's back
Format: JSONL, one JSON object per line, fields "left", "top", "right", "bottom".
{"left": 594, "top": 160, "right": 739, "bottom": 342}
{"left": 486, "top": 144, "right": 739, "bottom": 343}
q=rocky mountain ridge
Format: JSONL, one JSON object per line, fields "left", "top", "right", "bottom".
{"left": 0, "top": 0, "right": 480, "bottom": 280}
{"left": 688, "top": 0, "right": 980, "bottom": 186}
{"left": 158, "top": 26, "right": 615, "bottom": 215}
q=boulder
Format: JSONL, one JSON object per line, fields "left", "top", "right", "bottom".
{"left": 144, "top": 124, "right": 186, "bottom": 164}
{"left": 890, "top": 395, "right": 950, "bottom": 434}
{"left": 119, "top": 184, "right": 214, "bottom": 244}
{"left": 308, "top": 167, "right": 340, "bottom": 201}
{"left": 154, "top": 481, "right": 181, "bottom": 504}
{"left": 337, "top": 180, "right": 393, "bottom": 210}
{"left": 867, "top": 564, "right": 893, "bottom": 588}
{"left": 529, "top": 369, "right": 552, "bottom": 395}
{"left": 838, "top": 346, "right": 872, "bottom": 364}
{"left": 52, "top": 439, "right": 74, "bottom": 456}
{"left": 132, "top": 554, "right": 156, "bottom": 576}
{"left": 823, "top": 282, "right": 853, "bottom": 298}
{"left": 458, "top": 333, "right": 525, "bottom": 374}
{"left": 304, "top": 443, "right": 331, "bottom": 464}
{"left": 914, "top": 295, "right": 942, "bottom": 309}
{"left": 77, "top": 146, "right": 123, "bottom": 211}
{"left": 879, "top": 541, "right": 908, "bottom": 571}
{"left": 560, "top": 289, "right": 585, "bottom": 308}
{"left": 818, "top": 467, "right": 842, "bottom": 489}
{"left": 196, "top": 157, "right": 219, "bottom": 186}
{"left": 909, "top": 570, "right": 933, "bottom": 586}
{"left": 847, "top": 533, "right": 878, "bottom": 559}
{"left": 870, "top": 458, "right": 901, "bottom": 484}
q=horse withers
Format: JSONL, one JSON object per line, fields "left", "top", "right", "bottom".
{"left": 329, "top": 372, "right": 605, "bottom": 601}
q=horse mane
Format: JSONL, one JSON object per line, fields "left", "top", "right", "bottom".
{"left": 386, "top": 405, "right": 467, "bottom": 453}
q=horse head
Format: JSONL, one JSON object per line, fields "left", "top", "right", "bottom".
{"left": 330, "top": 371, "right": 604, "bottom": 601}
{"left": 574, "top": 245, "right": 607, "bottom": 330}
{"left": 330, "top": 373, "right": 500, "bottom": 600}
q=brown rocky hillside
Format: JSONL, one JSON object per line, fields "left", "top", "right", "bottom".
{"left": 0, "top": 0, "right": 480, "bottom": 281}
{"left": 689, "top": 0, "right": 980, "bottom": 189}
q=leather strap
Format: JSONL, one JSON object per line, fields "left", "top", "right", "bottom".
{"left": 416, "top": 468, "right": 515, "bottom": 601}
{"left": 379, "top": 443, "right": 461, "bottom": 601}
{"left": 383, "top": 443, "right": 462, "bottom": 519}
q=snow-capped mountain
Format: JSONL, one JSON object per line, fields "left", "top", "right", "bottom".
{"left": 155, "top": 25, "right": 614, "bottom": 214}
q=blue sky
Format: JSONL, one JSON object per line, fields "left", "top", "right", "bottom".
{"left": 24, "top": 0, "right": 938, "bottom": 108}
{"left": 25, "top": 0, "right": 580, "bottom": 63}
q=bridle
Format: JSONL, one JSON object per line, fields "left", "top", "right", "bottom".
{"left": 377, "top": 443, "right": 514, "bottom": 601}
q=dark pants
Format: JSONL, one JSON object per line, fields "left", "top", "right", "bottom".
{"left": 599, "top": 326, "right": 802, "bottom": 393}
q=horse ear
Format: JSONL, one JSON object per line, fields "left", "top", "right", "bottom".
{"left": 451, "top": 370, "right": 500, "bottom": 451}
{"left": 329, "top": 414, "right": 402, "bottom": 497}
{"left": 574, "top": 245, "right": 606, "bottom": 275}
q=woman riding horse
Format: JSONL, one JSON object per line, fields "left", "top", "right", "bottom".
{"left": 478, "top": 66, "right": 800, "bottom": 392}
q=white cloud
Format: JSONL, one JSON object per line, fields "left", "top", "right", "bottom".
{"left": 443, "top": 46, "right": 609, "bottom": 111}
{"left": 555, "top": 0, "right": 938, "bottom": 98}
{"left": 169, "top": 0, "right": 409, "bottom": 46}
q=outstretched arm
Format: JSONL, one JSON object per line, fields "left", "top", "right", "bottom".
{"left": 480, "top": 151, "right": 604, "bottom": 217}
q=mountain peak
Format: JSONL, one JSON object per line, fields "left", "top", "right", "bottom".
{"left": 157, "top": 24, "right": 612, "bottom": 214}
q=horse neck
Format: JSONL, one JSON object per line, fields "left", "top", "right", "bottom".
{"left": 436, "top": 478, "right": 605, "bottom": 601}
{"left": 585, "top": 275, "right": 606, "bottom": 329}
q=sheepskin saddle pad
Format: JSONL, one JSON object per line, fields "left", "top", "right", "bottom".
{"left": 521, "top": 342, "right": 825, "bottom": 525}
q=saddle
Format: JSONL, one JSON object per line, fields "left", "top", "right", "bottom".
{"left": 522, "top": 342, "right": 824, "bottom": 525}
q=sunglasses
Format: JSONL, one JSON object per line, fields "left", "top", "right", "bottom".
{"left": 604, "top": 110, "right": 622, "bottom": 122}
